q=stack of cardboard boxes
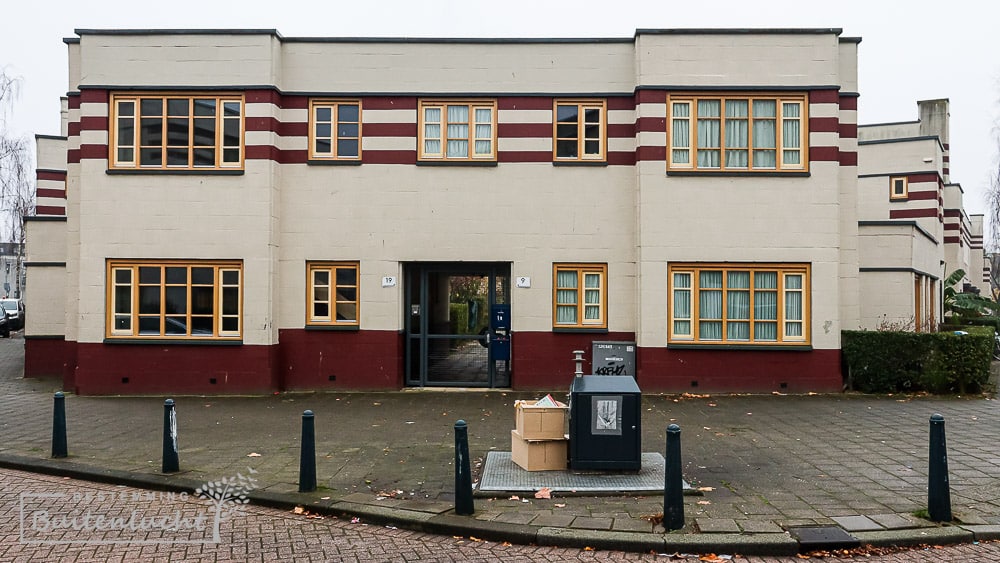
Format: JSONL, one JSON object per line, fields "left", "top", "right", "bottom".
{"left": 510, "top": 396, "right": 569, "bottom": 471}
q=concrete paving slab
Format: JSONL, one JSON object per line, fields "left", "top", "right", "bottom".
{"left": 831, "top": 514, "right": 882, "bottom": 531}
{"left": 478, "top": 451, "right": 687, "bottom": 494}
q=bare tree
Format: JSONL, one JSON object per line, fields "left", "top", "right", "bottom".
{"left": 0, "top": 68, "right": 34, "bottom": 298}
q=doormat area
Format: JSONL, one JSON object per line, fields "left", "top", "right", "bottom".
{"left": 477, "top": 451, "right": 690, "bottom": 495}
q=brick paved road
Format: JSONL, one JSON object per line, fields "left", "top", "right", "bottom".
{"left": 2, "top": 467, "right": 998, "bottom": 562}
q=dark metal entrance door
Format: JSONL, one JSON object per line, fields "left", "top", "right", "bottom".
{"left": 405, "top": 263, "right": 511, "bottom": 387}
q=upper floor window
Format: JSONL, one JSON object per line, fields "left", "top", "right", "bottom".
{"left": 107, "top": 260, "right": 242, "bottom": 340}
{"left": 306, "top": 261, "right": 359, "bottom": 327}
{"left": 553, "top": 263, "right": 607, "bottom": 329}
{"left": 419, "top": 100, "right": 497, "bottom": 162}
{"left": 309, "top": 100, "right": 361, "bottom": 161}
{"left": 890, "top": 176, "right": 908, "bottom": 200}
{"left": 668, "top": 94, "right": 807, "bottom": 172}
{"left": 669, "top": 263, "right": 809, "bottom": 345}
{"left": 553, "top": 100, "right": 606, "bottom": 162}
{"left": 111, "top": 94, "right": 243, "bottom": 170}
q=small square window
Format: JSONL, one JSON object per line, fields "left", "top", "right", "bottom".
{"left": 890, "top": 176, "right": 908, "bottom": 200}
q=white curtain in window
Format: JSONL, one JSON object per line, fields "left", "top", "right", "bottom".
{"left": 752, "top": 100, "right": 776, "bottom": 168}
{"left": 697, "top": 100, "right": 720, "bottom": 168}
{"left": 782, "top": 103, "right": 801, "bottom": 165}
{"left": 699, "top": 271, "right": 723, "bottom": 339}
{"left": 423, "top": 107, "right": 441, "bottom": 154}
{"left": 754, "top": 271, "right": 778, "bottom": 341}
{"left": 474, "top": 108, "right": 492, "bottom": 155}
{"left": 672, "top": 103, "right": 690, "bottom": 164}
{"left": 446, "top": 106, "right": 469, "bottom": 157}
{"left": 556, "top": 271, "right": 578, "bottom": 323}
{"left": 584, "top": 273, "right": 601, "bottom": 320}
{"left": 726, "top": 271, "right": 750, "bottom": 340}
{"left": 724, "top": 100, "right": 748, "bottom": 168}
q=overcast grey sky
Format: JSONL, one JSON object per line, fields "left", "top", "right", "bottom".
{"left": 2, "top": 0, "right": 998, "bottom": 216}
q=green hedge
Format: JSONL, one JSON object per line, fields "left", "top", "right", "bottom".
{"left": 842, "top": 327, "right": 992, "bottom": 394}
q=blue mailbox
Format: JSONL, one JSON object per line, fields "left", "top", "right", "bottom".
{"left": 490, "top": 304, "right": 510, "bottom": 361}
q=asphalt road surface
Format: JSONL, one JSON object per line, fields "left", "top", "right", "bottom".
{"left": 1, "top": 467, "right": 997, "bottom": 562}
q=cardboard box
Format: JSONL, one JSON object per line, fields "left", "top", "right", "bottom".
{"left": 515, "top": 399, "right": 568, "bottom": 440}
{"left": 511, "top": 429, "right": 568, "bottom": 471}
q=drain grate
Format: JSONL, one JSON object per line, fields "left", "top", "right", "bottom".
{"left": 478, "top": 451, "right": 689, "bottom": 494}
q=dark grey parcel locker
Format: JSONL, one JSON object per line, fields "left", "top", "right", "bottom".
{"left": 568, "top": 375, "right": 641, "bottom": 470}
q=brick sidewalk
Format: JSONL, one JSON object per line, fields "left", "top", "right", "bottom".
{"left": 2, "top": 335, "right": 999, "bottom": 555}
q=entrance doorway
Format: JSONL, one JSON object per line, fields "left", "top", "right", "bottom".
{"left": 405, "top": 263, "right": 511, "bottom": 387}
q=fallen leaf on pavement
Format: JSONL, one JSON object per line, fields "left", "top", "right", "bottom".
{"left": 534, "top": 487, "right": 552, "bottom": 499}
{"left": 697, "top": 487, "right": 714, "bottom": 492}
{"left": 697, "top": 500, "right": 711, "bottom": 505}
{"left": 292, "top": 506, "right": 304, "bottom": 514}
{"left": 247, "top": 452, "right": 262, "bottom": 457}
{"left": 509, "top": 495, "right": 520, "bottom": 501}
{"left": 554, "top": 503, "right": 566, "bottom": 508}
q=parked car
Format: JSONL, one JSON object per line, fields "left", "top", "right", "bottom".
{"left": 1, "top": 298, "right": 24, "bottom": 331}
{"left": 0, "top": 307, "right": 9, "bottom": 338}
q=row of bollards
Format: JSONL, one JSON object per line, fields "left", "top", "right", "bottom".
{"left": 49, "top": 393, "right": 954, "bottom": 525}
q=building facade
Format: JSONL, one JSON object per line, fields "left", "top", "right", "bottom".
{"left": 28, "top": 28, "right": 872, "bottom": 394}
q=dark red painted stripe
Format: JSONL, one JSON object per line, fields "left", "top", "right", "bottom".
{"left": 943, "top": 167, "right": 949, "bottom": 176}
{"left": 607, "top": 97, "right": 636, "bottom": 111}
{"left": 943, "top": 143, "right": 949, "bottom": 150}
{"left": 67, "top": 94, "right": 81, "bottom": 110}
{"left": 636, "top": 117, "right": 665, "bottom": 133}
{"left": 637, "top": 90, "right": 664, "bottom": 104}
{"left": 363, "top": 97, "right": 418, "bottom": 111}
{"left": 839, "top": 151, "right": 857, "bottom": 166}
{"left": 36, "top": 188, "right": 66, "bottom": 199}
{"left": 80, "top": 90, "right": 107, "bottom": 104}
{"left": 498, "top": 97, "right": 551, "bottom": 111}
{"left": 810, "top": 90, "right": 839, "bottom": 104}
{"left": 279, "top": 150, "right": 307, "bottom": 164}
{"left": 36, "top": 206, "right": 66, "bottom": 215}
{"left": 810, "top": 146, "right": 839, "bottom": 161}
{"left": 607, "top": 151, "right": 636, "bottom": 166}
{"left": 607, "top": 123, "right": 634, "bottom": 138}
{"left": 279, "top": 122, "right": 308, "bottom": 137}
{"left": 37, "top": 170, "right": 66, "bottom": 182}
{"left": 362, "top": 150, "right": 417, "bottom": 164}
{"left": 906, "top": 190, "right": 939, "bottom": 201}
{"left": 67, "top": 149, "right": 80, "bottom": 164}
{"left": 245, "top": 89, "right": 281, "bottom": 105}
{"left": 839, "top": 95, "right": 857, "bottom": 111}
{"left": 67, "top": 122, "right": 80, "bottom": 137}
{"left": 942, "top": 155, "right": 950, "bottom": 162}
{"left": 278, "top": 95, "right": 308, "bottom": 110}
{"left": 79, "top": 145, "right": 107, "bottom": 160}
{"left": 809, "top": 117, "right": 839, "bottom": 132}
{"left": 908, "top": 173, "right": 940, "bottom": 184}
{"left": 363, "top": 122, "right": 417, "bottom": 137}
{"left": 636, "top": 146, "right": 666, "bottom": 162}
{"left": 890, "top": 209, "right": 937, "bottom": 219}
{"left": 839, "top": 123, "right": 857, "bottom": 139}
{"left": 944, "top": 236, "right": 961, "bottom": 244}
{"left": 497, "top": 151, "right": 550, "bottom": 163}
{"left": 246, "top": 116, "right": 279, "bottom": 133}
{"left": 80, "top": 116, "right": 108, "bottom": 131}
{"left": 497, "top": 123, "right": 549, "bottom": 138}
{"left": 245, "top": 145, "right": 280, "bottom": 161}
{"left": 943, "top": 209, "right": 963, "bottom": 217}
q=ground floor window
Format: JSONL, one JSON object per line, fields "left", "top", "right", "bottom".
{"left": 107, "top": 260, "right": 242, "bottom": 339}
{"left": 669, "top": 263, "right": 809, "bottom": 345}
{"left": 306, "top": 261, "right": 359, "bottom": 326}
{"left": 553, "top": 263, "right": 607, "bottom": 329}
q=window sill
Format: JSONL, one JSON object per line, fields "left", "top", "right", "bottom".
{"left": 304, "top": 324, "right": 361, "bottom": 331}
{"left": 666, "top": 170, "right": 810, "bottom": 178}
{"left": 668, "top": 342, "right": 812, "bottom": 351}
{"left": 553, "top": 327, "right": 609, "bottom": 334}
{"left": 416, "top": 160, "right": 498, "bottom": 167}
{"left": 107, "top": 169, "right": 244, "bottom": 176}
{"left": 553, "top": 160, "right": 608, "bottom": 167}
{"left": 307, "top": 159, "right": 363, "bottom": 166}
{"left": 103, "top": 338, "right": 243, "bottom": 346}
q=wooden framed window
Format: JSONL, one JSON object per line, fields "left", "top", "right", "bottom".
{"left": 418, "top": 100, "right": 497, "bottom": 161}
{"left": 106, "top": 260, "right": 242, "bottom": 339}
{"left": 307, "top": 262, "right": 359, "bottom": 326}
{"left": 890, "top": 176, "right": 908, "bottom": 200}
{"left": 309, "top": 100, "right": 361, "bottom": 160}
{"left": 553, "top": 100, "right": 606, "bottom": 161}
{"left": 668, "top": 263, "right": 809, "bottom": 345}
{"left": 553, "top": 263, "right": 607, "bottom": 329}
{"left": 110, "top": 94, "right": 243, "bottom": 170}
{"left": 668, "top": 94, "right": 807, "bottom": 172}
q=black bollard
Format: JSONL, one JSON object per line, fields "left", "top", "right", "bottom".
{"left": 162, "top": 399, "right": 179, "bottom": 473}
{"left": 52, "top": 392, "right": 67, "bottom": 458}
{"left": 454, "top": 420, "right": 474, "bottom": 515}
{"left": 299, "top": 410, "right": 317, "bottom": 492}
{"left": 928, "top": 413, "right": 952, "bottom": 522}
{"left": 663, "top": 423, "right": 684, "bottom": 531}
